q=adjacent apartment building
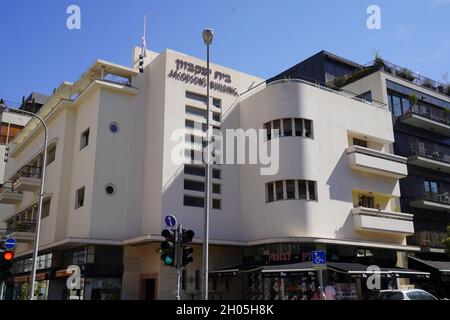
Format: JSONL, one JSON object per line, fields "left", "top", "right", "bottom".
{"left": 272, "top": 50, "right": 450, "bottom": 297}
{"left": 0, "top": 46, "right": 438, "bottom": 300}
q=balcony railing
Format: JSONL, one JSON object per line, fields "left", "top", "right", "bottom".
{"left": 15, "top": 165, "right": 42, "bottom": 179}
{"left": 0, "top": 181, "right": 21, "bottom": 194}
{"left": 396, "top": 139, "right": 450, "bottom": 164}
{"left": 410, "top": 230, "right": 447, "bottom": 248}
{"left": 406, "top": 104, "right": 449, "bottom": 125}
{"left": 331, "top": 59, "right": 450, "bottom": 98}
{"left": 5, "top": 220, "right": 36, "bottom": 233}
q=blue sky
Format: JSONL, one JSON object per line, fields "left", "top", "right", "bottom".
{"left": 0, "top": 0, "right": 449, "bottom": 104}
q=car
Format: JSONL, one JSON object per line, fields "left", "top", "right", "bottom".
{"left": 374, "top": 289, "right": 438, "bottom": 300}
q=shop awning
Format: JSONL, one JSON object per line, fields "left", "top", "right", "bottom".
{"left": 261, "top": 262, "right": 315, "bottom": 273}
{"left": 409, "top": 256, "right": 450, "bottom": 275}
{"left": 209, "top": 266, "right": 240, "bottom": 276}
{"left": 327, "top": 262, "right": 429, "bottom": 278}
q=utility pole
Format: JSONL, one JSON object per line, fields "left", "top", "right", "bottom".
{"left": 175, "top": 224, "right": 183, "bottom": 301}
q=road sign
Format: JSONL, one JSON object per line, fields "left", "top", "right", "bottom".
{"left": 164, "top": 215, "right": 177, "bottom": 228}
{"left": 312, "top": 250, "right": 326, "bottom": 269}
{"left": 3, "top": 238, "right": 16, "bottom": 250}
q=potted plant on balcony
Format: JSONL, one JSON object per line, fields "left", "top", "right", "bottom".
{"left": 373, "top": 53, "right": 385, "bottom": 70}
{"left": 422, "top": 78, "right": 436, "bottom": 90}
{"left": 408, "top": 94, "right": 419, "bottom": 112}
{"left": 397, "top": 68, "right": 415, "bottom": 81}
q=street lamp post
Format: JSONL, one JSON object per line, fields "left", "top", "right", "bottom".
{"left": 202, "top": 28, "right": 214, "bottom": 301}
{"left": 0, "top": 103, "right": 48, "bottom": 300}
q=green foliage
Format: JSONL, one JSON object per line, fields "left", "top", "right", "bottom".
{"left": 373, "top": 52, "right": 385, "bottom": 68}
{"left": 444, "top": 225, "right": 450, "bottom": 257}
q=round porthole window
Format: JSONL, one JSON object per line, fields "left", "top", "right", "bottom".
{"left": 109, "top": 122, "right": 120, "bottom": 134}
{"left": 105, "top": 184, "right": 116, "bottom": 195}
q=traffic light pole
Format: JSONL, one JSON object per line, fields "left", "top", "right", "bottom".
{"left": 175, "top": 224, "right": 183, "bottom": 301}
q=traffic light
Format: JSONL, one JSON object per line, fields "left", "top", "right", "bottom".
{"left": 138, "top": 54, "right": 144, "bottom": 73}
{"left": 0, "top": 250, "right": 14, "bottom": 283}
{"left": 160, "top": 229, "right": 175, "bottom": 267}
{"left": 181, "top": 229, "right": 195, "bottom": 267}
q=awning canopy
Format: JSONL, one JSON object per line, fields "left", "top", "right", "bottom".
{"left": 261, "top": 262, "right": 315, "bottom": 273}
{"left": 409, "top": 256, "right": 450, "bottom": 274}
{"left": 327, "top": 262, "right": 429, "bottom": 278}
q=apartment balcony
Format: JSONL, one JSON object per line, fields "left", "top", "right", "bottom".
{"left": 12, "top": 166, "right": 42, "bottom": 192}
{"left": 410, "top": 230, "right": 447, "bottom": 249}
{"left": 409, "top": 190, "right": 450, "bottom": 211}
{"left": 1, "top": 221, "right": 36, "bottom": 242}
{"left": 347, "top": 145, "right": 408, "bottom": 179}
{"left": 0, "top": 183, "right": 23, "bottom": 204}
{"left": 398, "top": 106, "right": 450, "bottom": 136}
{"left": 396, "top": 139, "right": 450, "bottom": 173}
{"left": 352, "top": 206, "right": 414, "bottom": 235}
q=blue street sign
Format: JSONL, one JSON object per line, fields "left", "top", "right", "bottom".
{"left": 4, "top": 238, "right": 17, "bottom": 250}
{"left": 164, "top": 215, "right": 177, "bottom": 228}
{"left": 312, "top": 250, "right": 326, "bottom": 266}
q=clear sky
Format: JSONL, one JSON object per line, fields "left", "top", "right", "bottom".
{"left": 0, "top": 0, "right": 449, "bottom": 104}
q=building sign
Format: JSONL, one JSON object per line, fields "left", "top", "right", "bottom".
{"left": 168, "top": 59, "right": 239, "bottom": 96}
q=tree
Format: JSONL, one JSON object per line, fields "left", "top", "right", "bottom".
{"left": 444, "top": 225, "right": 450, "bottom": 257}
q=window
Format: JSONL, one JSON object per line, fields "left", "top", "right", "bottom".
{"left": 267, "top": 183, "right": 274, "bottom": 202}
{"left": 184, "top": 180, "right": 205, "bottom": 192}
{"left": 264, "top": 122, "right": 272, "bottom": 141}
{"left": 304, "top": 120, "right": 313, "bottom": 138}
{"left": 47, "top": 146, "right": 56, "bottom": 165}
{"left": 298, "top": 180, "right": 307, "bottom": 199}
{"left": 308, "top": 181, "right": 316, "bottom": 200}
{"left": 105, "top": 184, "right": 116, "bottom": 195}
{"left": 264, "top": 118, "right": 313, "bottom": 140}
{"left": 358, "top": 195, "right": 374, "bottom": 208}
{"left": 286, "top": 180, "right": 296, "bottom": 199}
{"left": 275, "top": 181, "right": 284, "bottom": 201}
{"left": 424, "top": 180, "right": 439, "bottom": 195}
{"left": 75, "top": 187, "right": 85, "bottom": 209}
{"left": 266, "top": 180, "right": 317, "bottom": 202}
{"left": 212, "top": 169, "right": 221, "bottom": 179}
{"left": 212, "top": 112, "right": 221, "bottom": 122}
{"left": 185, "top": 165, "right": 205, "bottom": 177}
{"left": 213, "top": 183, "right": 221, "bottom": 194}
{"left": 186, "top": 91, "right": 207, "bottom": 104}
{"left": 80, "top": 129, "right": 90, "bottom": 150}
{"left": 213, "top": 199, "right": 221, "bottom": 210}
{"left": 41, "top": 199, "right": 51, "bottom": 219}
{"left": 272, "top": 120, "right": 281, "bottom": 138}
{"left": 283, "top": 119, "right": 293, "bottom": 137}
{"left": 353, "top": 138, "right": 368, "bottom": 148}
{"left": 185, "top": 106, "right": 207, "bottom": 117}
{"left": 109, "top": 122, "right": 120, "bottom": 134}
{"left": 184, "top": 195, "right": 204, "bottom": 208}
{"left": 213, "top": 98, "right": 221, "bottom": 108}
{"left": 294, "top": 119, "right": 303, "bottom": 137}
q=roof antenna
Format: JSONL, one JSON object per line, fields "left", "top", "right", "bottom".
{"left": 139, "top": 14, "right": 147, "bottom": 73}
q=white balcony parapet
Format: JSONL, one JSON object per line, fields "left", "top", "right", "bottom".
{"left": 347, "top": 145, "right": 408, "bottom": 179}
{"left": 352, "top": 206, "right": 414, "bottom": 235}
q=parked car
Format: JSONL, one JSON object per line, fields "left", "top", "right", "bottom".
{"left": 374, "top": 289, "right": 438, "bottom": 300}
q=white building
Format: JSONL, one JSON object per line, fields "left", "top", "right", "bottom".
{"left": 0, "top": 46, "right": 424, "bottom": 300}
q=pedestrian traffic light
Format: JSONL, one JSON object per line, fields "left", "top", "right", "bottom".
{"left": 160, "top": 229, "right": 175, "bottom": 267}
{"left": 0, "top": 250, "right": 14, "bottom": 282}
{"left": 181, "top": 229, "right": 195, "bottom": 267}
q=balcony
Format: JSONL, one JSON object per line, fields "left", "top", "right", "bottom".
{"left": 409, "top": 190, "right": 450, "bottom": 211}
{"left": 398, "top": 106, "right": 450, "bottom": 136}
{"left": 0, "top": 182, "right": 23, "bottom": 204}
{"left": 410, "top": 230, "right": 447, "bottom": 249}
{"left": 396, "top": 139, "right": 450, "bottom": 173}
{"left": 1, "top": 220, "right": 36, "bottom": 242}
{"left": 12, "top": 165, "right": 42, "bottom": 192}
{"left": 352, "top": 206, "right": 414, "bottom": 235}
{"left": 347, "top": 145, "right": 408, "bottom": 179}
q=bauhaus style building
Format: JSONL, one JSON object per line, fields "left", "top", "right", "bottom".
{"left": 0, "top": 46, "right": 447, "bottom": 300}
